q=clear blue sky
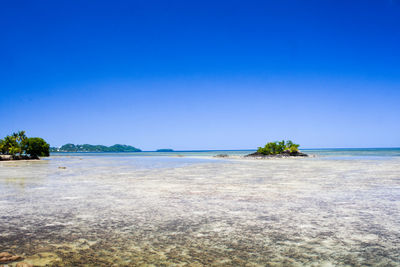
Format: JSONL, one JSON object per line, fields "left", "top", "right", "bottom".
{"left": 1, "top": 0, "right": 399, "bottom": 150}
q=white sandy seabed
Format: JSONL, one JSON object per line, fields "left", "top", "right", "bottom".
{"left": 0, "top": 155, "right": 399, "bottom": 266}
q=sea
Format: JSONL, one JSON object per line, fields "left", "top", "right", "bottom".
{"left": 0, "top": 148, "right": 399, "bottom": 266}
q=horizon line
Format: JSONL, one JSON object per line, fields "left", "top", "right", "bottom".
{"left": 50, "top": 147, "right": 400, "bottom": 152}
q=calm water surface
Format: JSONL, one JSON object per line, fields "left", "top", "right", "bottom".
{"left": 0, "top": 149, "right": 399, "bottom": 266}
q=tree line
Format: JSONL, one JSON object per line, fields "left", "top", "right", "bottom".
{"left": 0, "top": 131, "right": 50, "bottom": 159}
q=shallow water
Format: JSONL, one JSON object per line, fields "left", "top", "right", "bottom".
{"left": 1, "top": 153, "right": 400, "bottom": 266}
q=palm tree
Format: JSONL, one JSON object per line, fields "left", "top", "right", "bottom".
{"left": 0, "top": 139, "right": 4, "bottom": 154}
{"left": 17, "top": 131, "right": 26, "bottom": 142}
{"left": 3, "top": 135, "right": 17, "bottom": 155}
{"left": 18, "top": 131, "right": 27, "bottom": 155}
{"left": 6, "top": 131, "right": 27, "bottom": 156}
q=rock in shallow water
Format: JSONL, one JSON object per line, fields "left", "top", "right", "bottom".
{"left": 0, "top": 252, "right": 22, "bottom": 263}
{"left": 246, "top": 150, "right": 308, "bottom": 158}
{"left": 214, "top": 154, "right": 229, "bottom": 158}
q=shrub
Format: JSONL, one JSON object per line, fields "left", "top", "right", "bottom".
{"left": 23, "top": 137, "right": 50, "bottom": 157}
{"left": 257, "top": 140, "right": 300, "bottom": 155}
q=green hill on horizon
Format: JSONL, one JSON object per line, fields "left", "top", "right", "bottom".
{"left": 51, "top": 144, "right": 141, "bottom": 152}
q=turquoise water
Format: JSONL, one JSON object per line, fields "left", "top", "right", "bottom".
{"left": 303, "top": 147, "right": 400, "bottom": 157}
{"left": 50, "top": 150, "right": 254, "bottom": 157}
{"left": 51, "top": 147, "right": 400, "bottom": 159}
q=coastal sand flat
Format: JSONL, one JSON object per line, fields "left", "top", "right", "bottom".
{"left": 0, "top": 155, "right": 399, "bottom": 266}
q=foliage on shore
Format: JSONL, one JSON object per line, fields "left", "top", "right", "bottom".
{"left": 51, "top": 143, "right": 141, "bottom": 152}
{"left": 0, "top": 131, "right": 50, "bottom": 158}
{"left": 257, "top": 140, "right": 301, "bottom": 155}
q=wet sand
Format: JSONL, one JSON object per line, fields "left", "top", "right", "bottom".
{"left": 1, "top": 155, "right": 399, "bottom": 266}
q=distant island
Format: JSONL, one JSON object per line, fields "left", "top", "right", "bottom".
{"left": 156, "top": 149, "right": 174, "bottom": 152}
{"left": 51, "top": 144, "right": 141, "bottom": 152}
{"left": 246, "top": 140, "right": 308, "bottom": 158}
{"left": 0, "top": 131, "right": 50, "bottom": 160}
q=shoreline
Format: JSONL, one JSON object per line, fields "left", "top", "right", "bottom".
{"left": 0, "top": 155, "right": 39, "bottom": 161}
